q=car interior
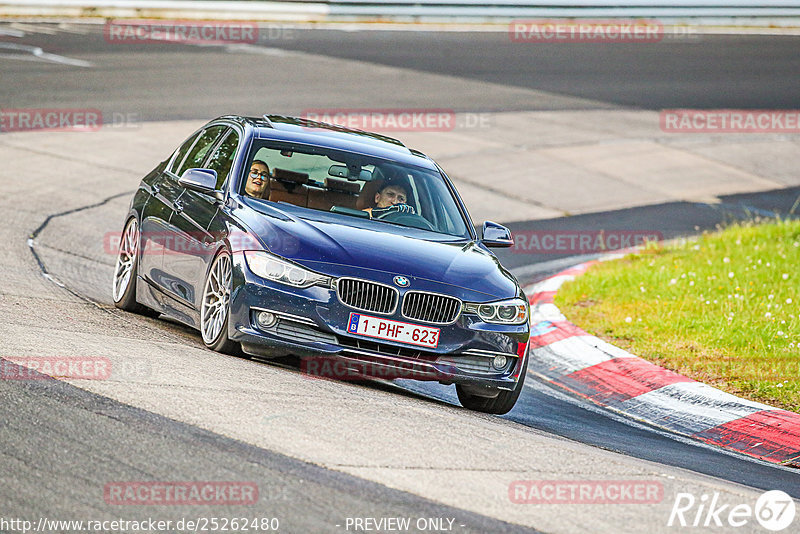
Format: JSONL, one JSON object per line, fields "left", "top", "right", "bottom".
{"left": 243, "top": 144, "right": 470, "bottom": 237}
{"left": 247, "top": 147, "right": 398, "bottom": 212}
{"left": 260, "top": 168, "right": 362, "bottom": 212}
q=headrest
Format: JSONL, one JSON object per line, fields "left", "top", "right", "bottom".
{"left": 356, "top": 178, "right": 384, "bottom": 210}
{"left": 325, "top": 177, "right": 360, "bottom": 194}
{"left": 273, "top": 168, "right": 309, "bottom": 184}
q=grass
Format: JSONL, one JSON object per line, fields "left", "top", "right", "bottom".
{"left": 554, "top": 218, "right": 800, "bottom": 412}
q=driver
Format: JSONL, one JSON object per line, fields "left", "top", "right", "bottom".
{"left": 363, "top": 179, "right": 415, "bottom": 218}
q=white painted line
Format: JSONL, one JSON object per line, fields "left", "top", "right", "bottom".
{"left": 0, "top": 53, "right": 39, "bottom": 62}
{"left": 224, "top": 44, "right": 290, "bottom": 56}
{"left": 0, "top": 42, "right": 93, "bottom": 67}
{"left": 9, "top": 22, "right": 59, "bottom": 34}
{"left": 55, "top": 22, "right": 91, "bottom": 34}
{"left": 0, "top": 26, "right": 25, "bottom": 37}
{"left": 41, "top": 273, "right": 65, "bottom": 288}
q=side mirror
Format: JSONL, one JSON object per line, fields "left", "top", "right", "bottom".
{"left": 179, "top": 168, "right": 221, "bottom": 199}
{"left": 481, "top": 221, "right": 514, "bottom": 248}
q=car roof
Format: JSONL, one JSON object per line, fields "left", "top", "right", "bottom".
{"left": 222, "top": 115, "right": 438, "bottom": 171}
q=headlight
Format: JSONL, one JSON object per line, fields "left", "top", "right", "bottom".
{"left": 244, "top": 251, "right": 331, "bottom": 289}
{"left": 464, "top": 298, "right": 528, "bottom": 325}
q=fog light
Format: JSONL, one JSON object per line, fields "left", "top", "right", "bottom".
{"left": 256, "top": 311, "right": 278, "bottom": 329}
{"left": 492, "top": 355, "right": 508, "bottom": 370}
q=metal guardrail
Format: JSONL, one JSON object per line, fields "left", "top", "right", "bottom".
{"left": 323, "top": 0, "right": 800, "bottom": 17}
{"left": 3, "top": 0, "right": 800, "bottom": 22}
{"left": 327, "top": 0, "right": 800, "bottom": 5}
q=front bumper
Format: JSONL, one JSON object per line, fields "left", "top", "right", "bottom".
{"left": 228, "top": 254, "right": 530, "bottom": 390}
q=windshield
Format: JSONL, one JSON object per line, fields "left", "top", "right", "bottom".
{"left": 241, "top": 141, "right": 471, "bottom": 238}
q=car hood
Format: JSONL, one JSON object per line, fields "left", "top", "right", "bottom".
{"left": 235, "top": 199, "right": 519, "bottom": 300}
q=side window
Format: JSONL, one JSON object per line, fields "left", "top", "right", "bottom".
{"left": 177, "top": 125, "right": 226, "bottom": 177}
{"left": 168, "top": 131, "right": 201, "bottom": 175}
{"left": 205, "top": 129, "right": 239, "bottom": 189}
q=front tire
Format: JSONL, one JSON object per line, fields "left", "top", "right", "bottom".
{"left": 112, "top": 217, "right": 149, "bottom": 314}
{"left": 456, "top": 358, "right": 528, "bottom": 415}
{"left": 200, "top": 250, "right": 240, "bottom": 355}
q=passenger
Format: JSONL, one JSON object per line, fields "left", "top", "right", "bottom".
{"left": 244, "top": 160, "right": 270, "bottom": 198}
{"left": 363, "top": 179, "right": 415, "bottom": 218}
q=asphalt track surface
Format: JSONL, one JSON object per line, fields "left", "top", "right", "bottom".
{"left": 1, "top": 23, "right": 799, "bottom": 531}
{"left": 0, "top": 363, "right": 530, "bottom": 533}
{"left": 260, "top": 31, "right": 800, "bottom": 111}
{"left": 2, "top": 27, "right": 800, "bottom": 118}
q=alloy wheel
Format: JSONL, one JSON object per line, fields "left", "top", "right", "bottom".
{"left": 201, "top": 253, "right": 232, "bottom": 344}
{"left": 112, "top": 218, "right": 139, "bottom": 302}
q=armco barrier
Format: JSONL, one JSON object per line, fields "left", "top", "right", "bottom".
{"left": 3, "top": 0, "right": 800, "bottom": 23}
{"left": 524, "top": 261, "right": 800, "bottom": 467}
{"left": 326, "top": 0, "right": 800, "bottom": 19}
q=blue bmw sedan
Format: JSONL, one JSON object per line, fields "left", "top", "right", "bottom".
{"left": 113, "top": 115, "right": 530, "bottom": 414}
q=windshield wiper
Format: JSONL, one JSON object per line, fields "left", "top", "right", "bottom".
{"left": 329, "top": 206, "right": 370, "bottom": 219}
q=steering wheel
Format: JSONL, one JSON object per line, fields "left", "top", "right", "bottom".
{"left": 375, "top": 208, "right": 436, "bottom": 231}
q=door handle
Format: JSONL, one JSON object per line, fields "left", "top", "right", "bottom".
{"left": 151, "top": 184, "right": 160, "bottom": 195}
{"left": 173, "top": 200, "right": 184, "bottom": 213}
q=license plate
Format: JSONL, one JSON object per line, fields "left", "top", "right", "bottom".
{"left": 347, "top": 312, "right": 440, "bottom": 349}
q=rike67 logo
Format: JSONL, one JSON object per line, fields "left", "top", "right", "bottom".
{"left": 668, "top": 490, "right": 796, "bottom": 531}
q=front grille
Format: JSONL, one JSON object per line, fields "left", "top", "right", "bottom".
{"left": 275, "top": 320, "right": 338, "bottom": 345}
{"left": 401, "top": 291, "right": 462, "bottom": 324}
{"left": 337, "top": 336, "right": 428, "bottom": 360}
{"left": 336, "top": 278, "right": 398, "bottom": 315}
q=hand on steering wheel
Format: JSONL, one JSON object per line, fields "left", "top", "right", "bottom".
{"left": 372, "top": 203, "right": 416, "bottom": 218}
{"left": 372, "top": 204, "right": 435, "bottom": 231}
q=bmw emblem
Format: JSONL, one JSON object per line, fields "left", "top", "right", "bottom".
{"left": 393, "top": 276, "right": 410, "bottom": 288}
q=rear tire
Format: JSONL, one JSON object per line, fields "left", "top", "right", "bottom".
{"left": 456, "top": 358, "right": 528, "bottom": 415}
{"left": 112, "top": 217, "right": 150, "bottom": 314}
{"left": 200, "top": 250, "right": 240, "bottom": 355}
